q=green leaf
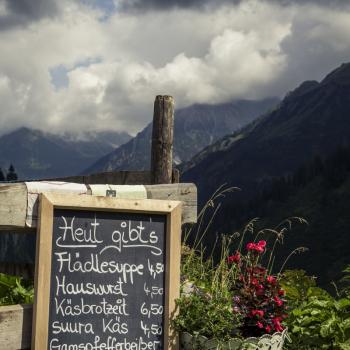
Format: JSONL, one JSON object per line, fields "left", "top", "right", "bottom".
{"left": 336, "top": 298, "right": 350, "bottom": 310}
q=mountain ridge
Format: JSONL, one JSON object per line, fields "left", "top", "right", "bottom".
{"left": 0, "top": 127, "right": 131, "bottom": 179}
{"left": 182, "top": 62, "right": 350, "bottom": 206}
{"left": 85, "top": 97, "right": 280, "bottom": 174}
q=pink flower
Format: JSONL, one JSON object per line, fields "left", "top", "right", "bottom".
{"left": 227, "top": 252, "right": 241, "bottom": 264}
{"left": 246, "top": 242, "right": 256, "bottom": 250}
{"left": 266, "top": 275, "right": 277, "bottom": 284}
{"left": 251, "top": 310, "right": 264, "bottom": 318}
{"left": 256, "top": 321, "right": 264, "bottom": 329}
{"left": 257, "top": 240, "right": 266, "bottom": 248}
{"left": 265, "top": 325, "right": 272, "bottom": 333}
{"left": 278, "top": 289, "right": 285, "bottom": 296}
{"left": 255, "top": 245, "right": 265, "bottom": 253}
{"left": 272, "top": 317, "right": 284, "bottom": 332}
{"left": 246, "top": 241, "right": 266, "bottom": 254}
{"left": 274, "top": 296, "right": 284, "bottom": 307}
{"left": 256, "top": 284, "right": 265, "bottom": 295}
{"left": 251, "top": 278, "right": 259, "bottom": 286}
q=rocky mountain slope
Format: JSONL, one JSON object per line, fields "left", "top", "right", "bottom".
{"left": 85, "top": 98, "right": 279, "bottom": 173}
{"left": 0, "top": 127, "right": 131, "bottom": 179}
{"left": 182, "top": 63, "right": 350, "bottom": 206}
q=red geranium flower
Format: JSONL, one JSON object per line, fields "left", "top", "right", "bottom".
{"left": 251, "top": 309, "right": 264, "bottom": 318}
{"left": 251, "top": 278, "right": 259, "bottom": 286}
{"left": 266, "top": 275, "right": 277, "bottom": 284}
{"left": 273, "top": 296, "right": 284, "bottom": 307}
{"left": 272, "top": 317, "right": 284, "bottom": 332}
{"left": 246, "top": 242, "right": 256, "bottom": 251}
{"left": 257, "top": 240, "right": 266, "bottom": 248}
{"left": 227, "top": 252, "right": 241, "bottom": 264}
{"left": 246, "top": 241, "right": 267, "bottom": 254}
{"left": 256, "top": 321, "right": 264, "bottom": 329}
{"left": 256, "top": 284, "right": 265, "bottom": 295}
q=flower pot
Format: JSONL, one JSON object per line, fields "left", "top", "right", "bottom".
{"left": 180, "top": 328, "right": 288, "bottom": 350}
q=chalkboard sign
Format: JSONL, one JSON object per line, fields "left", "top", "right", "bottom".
{"left": 32, "top": 193, "right": 182, "bottom": 350}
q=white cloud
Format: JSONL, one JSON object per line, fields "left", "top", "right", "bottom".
{"left": 0, "top": 0, "right": 349, "bottom": 135}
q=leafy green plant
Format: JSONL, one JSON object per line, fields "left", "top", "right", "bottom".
{"left": 281, "top": 269, "right": 350, "bottom": 350}
{"left": 0, "top": 273, "right": 34, "bottom": 305}
{"left": 280, "top": 269, "right": 327, "bottom": 308}
{"left": 173, "top": 285, "right": 241, "bottom": 341}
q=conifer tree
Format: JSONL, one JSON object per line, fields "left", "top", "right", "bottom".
{"left": 0, "top": 168, "right": 4, "bottom": 181}
{"left": 6, "top": 164, "right": 18, "bottom": 181}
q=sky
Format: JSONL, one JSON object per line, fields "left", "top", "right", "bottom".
{"left": 0, "top": 0, "right": 350, "bottom": 136}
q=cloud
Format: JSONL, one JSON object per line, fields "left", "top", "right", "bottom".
{"left": 117, "top": 0, "right": 232, "bottom": 11}
{"left": 0, "top": 0, "right": 350, "bottom": 136}
{"left": 118, "top": 0, "right": 349, "bottom": 12}
{"left": 0, "top": 0, "right": 60, "bottom": 29}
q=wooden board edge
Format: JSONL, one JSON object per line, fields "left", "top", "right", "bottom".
{"left": 0, "top": 303, "right": 32, "bottom": 350}
{"left": 42, "top": 192, "right": 181, "bottom": 214}
{"left": 164, "top": 202, "right": 182, "bottom": 350}
{"left": 0, "top": 303, "right": 33, "bottom": 312}
{"left": 31, "top": 193, "right": 53, "bottom": 350}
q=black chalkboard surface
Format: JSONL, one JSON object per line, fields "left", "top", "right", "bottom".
{"left": 32, "top": 193, "right": 182, "bottom": 350}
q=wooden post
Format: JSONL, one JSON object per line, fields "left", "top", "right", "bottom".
{"left": 151, "top": 95, "right": 175, "bottom": 184}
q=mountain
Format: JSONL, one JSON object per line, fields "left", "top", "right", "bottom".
{"left": 181, "top": 62, "right": 350, "bottom": 286}
{"left": 225, "top": 146, "right": 350, "bottom": 289}
{"left": 85, "top": 98, "right": 280, "bottom": 173}
{"left": 182, "top": 63, "right": 350, "bottom": 205}
{"left": 0, "top": 127, "right": 131, "bottom": 180}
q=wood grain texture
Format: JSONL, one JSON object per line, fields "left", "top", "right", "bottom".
{"left": 0, "top": 182, "right": 196, "bottom": 230}
{"left": 146, "top": 183, "right": 197, "bottom": 226}
{"left": 31, "top": 194, "right": 53, "bottom": 350}
{"left": 46, "top": 171, "right": 152, "bottom": 185}
{"left": 164, "top": 204, "right": 182, "bottom": 350}
{"left": 0, "top": 304, "right": 32, "bottom": 349}
{"left": 151, "top": 95, "right": 175, "bottom": 185}
{"left": 0, "top": 183, "right": 27, "bottom": 229}
{"left": 42, "top": 169, "right": 180, "bottom": 186}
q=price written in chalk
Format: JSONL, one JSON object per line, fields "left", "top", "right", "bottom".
{"left": 147, "top": 259, "right": 164, "bottom": 279}
{"left": 143, "top": 283, "right": 163, "bottom": 299}
{"left": 140, "top": 302, "right": 164, "bottom": 319}
{"left": 140, "top": 321, "right": 163, "bottom": 338}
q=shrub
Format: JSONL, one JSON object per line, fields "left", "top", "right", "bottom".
{"left": 0, "top": 273, "right": 34, "bottom": 305}
{"left": 282, "top": 269, "right": 350, "bottom": 350}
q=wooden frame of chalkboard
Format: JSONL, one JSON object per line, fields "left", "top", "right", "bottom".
{"left": 32, "top": 192, "right": 182, "bottom": 350}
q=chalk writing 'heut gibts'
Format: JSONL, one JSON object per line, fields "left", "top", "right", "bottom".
{"left": 47, "top": 209, "right": 166, "bottom": 350}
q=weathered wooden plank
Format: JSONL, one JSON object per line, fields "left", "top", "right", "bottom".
{"left": 0, "top": 184, "right": 27, "bottom": 230}
{"left": 46, "top": 171, "right": 152, "bottom": 185}
{"left": 146, "top": 183, "right": 197, "bottom": 226}
{"left": 0, "top": 304, "right": 32, "bottom": 349}
{"left": 0, "top": 182, "right": 197, "bottom": 229}
{"left": 151, "top": 96, "right": 175, "bottom": 184}
{"left": 36, "top": 169, "right": 180, "bottom": 186}
{"left": 172, "top": 168, "right": 180, "bottom": 184}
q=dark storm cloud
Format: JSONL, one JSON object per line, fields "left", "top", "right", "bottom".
{"left": 118, "top": 0, "right": 231, "bottom": 11}
{"left": 120, "top": 0, "right": 348, "bottom": 11}
{"left": 0, "top": 0, "right": 59, "bottom": 30}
